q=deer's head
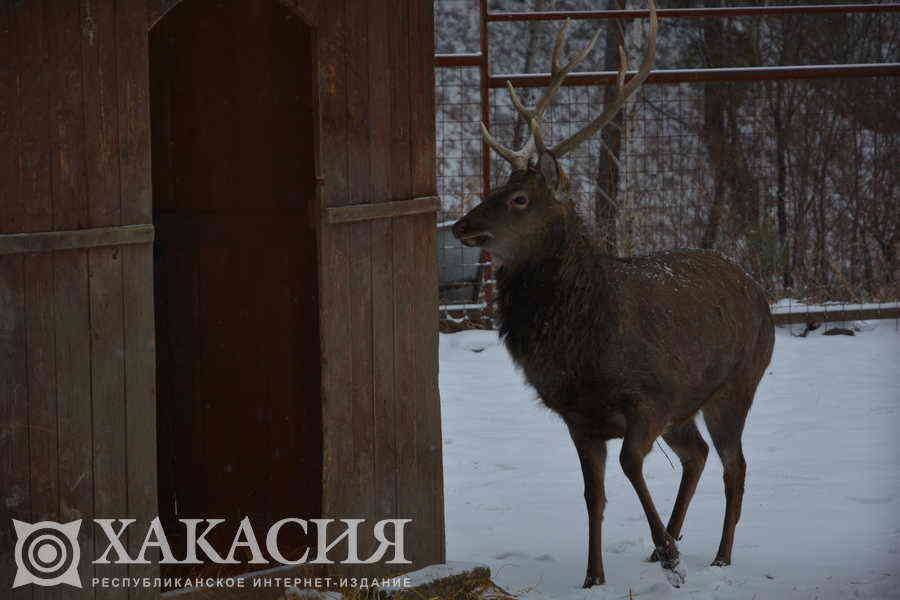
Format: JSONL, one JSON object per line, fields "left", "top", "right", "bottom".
{"left": 453, "top": 151, "right": 568, "bottom": 267}
{"left": 452, "top": 1, "right": 658, "bottom": 267}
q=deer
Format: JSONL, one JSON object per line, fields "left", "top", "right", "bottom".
{"left": 452, "top": 0, "right": 774, "bottom": 588}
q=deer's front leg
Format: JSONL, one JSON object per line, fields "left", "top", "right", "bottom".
{"left": 620, "top": 416, "right": 685, "bottom": 587}
{"left": 569, "top": 427, "right": 608, "bottom": 588}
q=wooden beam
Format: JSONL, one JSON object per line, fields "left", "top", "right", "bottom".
{"left": 772, "top": 307, "right": 900, "bottom": 325}
{"left": 325, "top": 196, "right": 440, "bottom": 224}
{"left": 0, "top": 224, "right": 154, "bottom": 255}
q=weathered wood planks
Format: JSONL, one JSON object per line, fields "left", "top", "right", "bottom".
{"left": 410, "top": 0, "right": 444, "bottom": 565}
{"left": 0, "top": 2, "right": 159, "bottom": 599}
{"left": 0, "top": 225, "right": 155, "bottom": 255}
{"left": 1, "top": 1, "right": 444, "bottom": 593}
{"left": 368, "top": 0, "right": 400, "bottom": 575}
{"left": 318, "top": 0, "right": 354, "bottom": 541}
{"left": 316, "top": 0, "right": 444, "bottom": 572}
{"left": 325, "top": 196, "right": 441, "bottom": 225}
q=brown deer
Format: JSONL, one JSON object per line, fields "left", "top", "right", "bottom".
{"left": 452, "top": 0, "right": 774, "bottom": 588}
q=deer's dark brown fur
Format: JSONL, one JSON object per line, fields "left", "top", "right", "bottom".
{"left": 454, "top": 156, "right": 774, "bottom": 587}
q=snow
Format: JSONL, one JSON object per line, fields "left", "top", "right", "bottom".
{"left": 384, "top": 561, "right": 487, "bottom": 591}
{"left": 439, "top": 322, "right": 900, "bottom": 599}
{"left": 441, "top": 303, "right": 488, "bottom": 311}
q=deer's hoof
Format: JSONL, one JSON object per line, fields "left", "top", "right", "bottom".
{"left": 711, "top": 557, "right": 731, "bottom": 567}
{"left": 656, "top": 544, "right": 685, "bottom": 587}
{"left": 655, "top": 544, "right": 678, "bottom": 567}
{"left": 664, "top": 563, "right": 686, "bottom": 588}
{"left": 582, "top": 574, "right": 605, "bottom": 588}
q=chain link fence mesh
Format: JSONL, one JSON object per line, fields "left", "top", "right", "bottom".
{"left": 435, "top": 2, "right": 899, "bottom": 329}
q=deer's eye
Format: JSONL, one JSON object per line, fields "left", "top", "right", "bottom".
{"left": 510, "top": 194, "right": 529, "bottom": 208}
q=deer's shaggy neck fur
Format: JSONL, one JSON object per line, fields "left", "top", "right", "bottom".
{"left": 495, "top": 206, "right": 623, "bottom": 416}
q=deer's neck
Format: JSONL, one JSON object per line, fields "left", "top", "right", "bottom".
{"left": 495, "top": 213, "right": 604, "bottom": 342}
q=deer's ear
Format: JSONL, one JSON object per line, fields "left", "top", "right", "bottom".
{"left": 538, "top": 151, "right": 560, "bottom": 191}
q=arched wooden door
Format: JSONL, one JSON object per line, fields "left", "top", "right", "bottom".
{"left": 150, "top": 0, "right": 321, "bottom": 564}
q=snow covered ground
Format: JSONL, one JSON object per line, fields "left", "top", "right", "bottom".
{"left": 439, "top": 322, "right": 900, "bottom": 600}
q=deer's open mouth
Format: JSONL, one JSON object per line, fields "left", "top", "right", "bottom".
{"left": 459, "top": 232, "right": 493, "bottom": 247}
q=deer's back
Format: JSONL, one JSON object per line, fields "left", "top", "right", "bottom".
{"left": 613, "top": 249, "right": 773, "bottom": 386}
{"left": 499, "top": 248, "right": 774, "bottom": 424}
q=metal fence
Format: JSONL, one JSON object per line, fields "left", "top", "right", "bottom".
{"left": 435, "top": 1, "right": 900, "bottom": 329}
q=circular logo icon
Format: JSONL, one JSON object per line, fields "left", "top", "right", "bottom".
{"left": 12, "top": 520, "right": 82, "bottom": 589}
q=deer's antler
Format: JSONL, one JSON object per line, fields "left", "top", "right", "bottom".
{"left": 480, "top": 122, "right": 536, "bottom": 172}
{"left": 481, "top": 0, "right": 658, "bottom": 167}
{"left": 551, "top": 1, "right": 658, "bottom": 157}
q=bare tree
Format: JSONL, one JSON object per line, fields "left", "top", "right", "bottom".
{"left": 593, "top": 0, "right": 630, "bottom": 255}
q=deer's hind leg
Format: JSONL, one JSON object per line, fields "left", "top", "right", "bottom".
{"left": 649, "top": 420, "right": 709, "bottom": 562}
{"left": 702, "top": 391, "right": 753, "bottom": 567}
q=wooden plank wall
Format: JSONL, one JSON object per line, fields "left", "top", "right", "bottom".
{"left": 0, "top": 0, "right": 443, "bottom": 592}
{"left": 318, "top": 0, "right": 445, "bottom": 572}
{"left": 0, "top": 1, "right": 158, "bottom": 599}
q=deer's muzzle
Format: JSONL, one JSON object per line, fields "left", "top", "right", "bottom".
{"left": 452, "top": 219, "right": 493, "bottom": 247}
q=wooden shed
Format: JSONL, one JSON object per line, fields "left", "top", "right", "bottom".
{"left": 0, "top": 0, "right": 443, "bottom": 594}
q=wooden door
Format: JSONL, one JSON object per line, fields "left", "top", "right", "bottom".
{"left": 150, "top": 0, "right": 321, "bottom": 566}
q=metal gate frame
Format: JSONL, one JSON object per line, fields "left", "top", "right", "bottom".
{"left": 434, "top": 1, "right": 900, "bottom": 326}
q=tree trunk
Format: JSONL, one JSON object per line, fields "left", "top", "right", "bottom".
{"left": 773, "top": 86, "right": 792, "bottom": 290}
{"left": 697, "top": 15, "right": 730, "bottom": 251}
{"left": 700, "top": 82, "right": 727, "bottom": 250}
{"left": 792, "top": 195, "right": 808, "bottom": 295}
{"left": 593, "top": 0, "right": 630, "bottom": 256}
{"left": 511, "top": 0, "right": 549, "bottom": 151}
{"left": 815, "top": 199, "right": 826, "bottom": 288}
{"left": 725, "top": 101, "right": 761, "bottom": 278}
{"left": 894, "top": 240, "right": 900, "bottom": 299}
